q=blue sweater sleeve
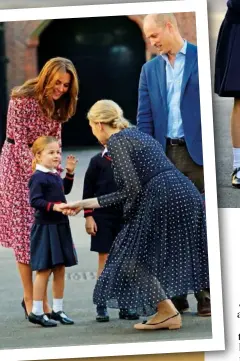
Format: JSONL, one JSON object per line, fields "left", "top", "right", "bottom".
{"left": 82, "top": 156, "right": 98, "bottom": 217}
{"left": 63, "top": 172, "right": 74, "bottom": 195}
{"left": 28, "top": 174, "right": 54, "bottom": 212}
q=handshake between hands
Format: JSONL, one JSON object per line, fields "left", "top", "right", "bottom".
{"left": 53, "top": 201, "right": 83, "bottom": 216}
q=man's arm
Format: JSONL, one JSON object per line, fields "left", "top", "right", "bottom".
{"left": 137, "top": 65, "right": 154, "bottom": 136}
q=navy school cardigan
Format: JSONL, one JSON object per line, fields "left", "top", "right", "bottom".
{"left": 28, "top": 170, "right": 74, "bottom": 224}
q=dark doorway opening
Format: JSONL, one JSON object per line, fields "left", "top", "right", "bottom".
{"left": 38, "top": 16, "right": 146, "bottom": 147}
{"left": 0, "top": 23, "right": 8, "bottom": 151}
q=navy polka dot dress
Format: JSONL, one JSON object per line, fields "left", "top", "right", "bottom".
{"left": 93, "top": 128, "right": 209, "bottom": 316}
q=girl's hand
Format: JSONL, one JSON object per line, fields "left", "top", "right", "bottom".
{"left": 85, "top": 216, "right": 98, "bottom": 236}
{"left": 65, "top": 155, "right": 78, "bottom": 174}
{"left": 62, "top": 207, "right": 82, "bottom": 216}
{"left": 53, "top": 203, "right": 67, "bottom": 212}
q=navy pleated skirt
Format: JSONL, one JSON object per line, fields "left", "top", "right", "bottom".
{"left": 30, "top": 222, "right": 78, "bottom": 271}
{"left": 215, "top": 8, "right": 240, "bottom": 97}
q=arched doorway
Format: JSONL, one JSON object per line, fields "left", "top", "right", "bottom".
{"left": 38, "top": 16, "right": 146, "bottom": 147}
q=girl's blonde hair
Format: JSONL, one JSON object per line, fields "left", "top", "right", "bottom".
{"left": 11, "top": 57, "right": 79, "bottom": 123}
{"left": 31, "top": 136, "right": 58, "bottom": 171}
{"left": 87, "top": 100, "right": 130, "bottom": 129}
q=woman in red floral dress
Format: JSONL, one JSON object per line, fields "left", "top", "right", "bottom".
{"left": 0, "top": 57, "right": 79, "bottom": 316}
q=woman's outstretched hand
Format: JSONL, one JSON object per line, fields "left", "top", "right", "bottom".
{"left": 59, "top": 201, "right": 83, "bottom": 216}
{"left": 57, "top": 198, "right": 99, "bottom": 215}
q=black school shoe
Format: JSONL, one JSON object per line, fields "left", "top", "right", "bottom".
{"left": 96, "top": 306, "right": 110, "bottom": 322}
{"left": 232, "top": 167, "right": 240, "bottom": 188}
{"left": 119, "top": 309, "right": 139, "bottom": 320}
{"left": 50, "top": 310, "right": 74, "bottom": 325}
{"left": 171, "top": 295, "right": 190, "bottom": 314}
{"left": 195, "top": 290, "right": 211, "bottom": 317}
{"left": 28, "top": 312, "right": 57, "bottom": 327}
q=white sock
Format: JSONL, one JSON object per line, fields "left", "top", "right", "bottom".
{"left": 233, "top": 148, "right": 240, "bottom": 176}
{"left": 53, "top": 298, "right": 63, "bottom": 313}
{"left": 32, "top": 300, "right": 44, "bottom": 316}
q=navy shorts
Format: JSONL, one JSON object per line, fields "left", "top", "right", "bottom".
{"left": 90, "top": 215, "right": 123, "bottom": 253}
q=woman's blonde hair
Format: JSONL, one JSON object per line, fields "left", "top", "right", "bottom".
{"left": 31, "top": 136, "right": 58, "bottom": 171}
{"left": 11, "top": 57, "right": 79, "bottom": 123}
{"left": 87, "top": 100, "right": 130, "bottom": 129}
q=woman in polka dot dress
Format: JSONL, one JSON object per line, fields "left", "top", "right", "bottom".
{"left": 64, "top": 99, "right": 209, "bottom": 331}
{"left": 0, "top": 57, "right": 79, "bottom": 317}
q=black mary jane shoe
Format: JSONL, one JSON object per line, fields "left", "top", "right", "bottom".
{"left": 171, "top": 295, "right": 190, "bottom": 314}
{"left": 28, "top": 312, "right": 57, "bottom": 327}
{"left": 96, "top": 306, "right": 109, "bottom": 322}
{"left": 119, "top": 309, "right": 139, "bottom": 320}
{"left": 50, "top": 310, "right": 74, "bottom": 325}
{"left": 232, "top": 167, "right": 240, "bottom": 188}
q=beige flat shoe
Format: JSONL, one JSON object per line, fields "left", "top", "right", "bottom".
{"left": 134, "top": 312, "right": 182, "bottom": 330}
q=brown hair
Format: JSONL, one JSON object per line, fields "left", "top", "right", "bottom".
{"left": 31, "top": 136, "right": 58, "bottom": 171}
{"left": 87, "top": 100, "right": 130, "bottom": 129}
{"left": 11, "top": 57, "right": 79, "bottom": 123}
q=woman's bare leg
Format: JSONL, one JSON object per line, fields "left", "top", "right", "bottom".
{"left": 17, "top": 262, "right": 33, "bottom": 315}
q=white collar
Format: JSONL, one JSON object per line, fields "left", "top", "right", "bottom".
{"left": 36, "top": 164, "right": 58, "bottom": 173}
{"left": 102, "top": 147, "right": 108, "bottom": 157}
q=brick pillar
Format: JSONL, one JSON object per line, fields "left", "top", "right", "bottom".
{"left": 5, "top": 20, "right": 42, "bottom": 94}
{"left": 25, "top": 37, "right": 39, "bottom": 81}
{"left": 175, "top": 12, "right": 196, "bottom": 44}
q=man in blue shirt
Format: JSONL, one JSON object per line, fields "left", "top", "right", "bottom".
{"left": 137, "top": 13, "right": 210, "bottom": 317}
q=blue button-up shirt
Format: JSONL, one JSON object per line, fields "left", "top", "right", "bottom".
{"left": 161, "top": 40, "right": 187, "bottom": 139}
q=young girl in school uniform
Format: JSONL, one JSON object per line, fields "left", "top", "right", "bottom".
{"left": 28, "top": 136, "right": 78, "bottom": 327}
{"left": 83, "top": 146, "right": 139, "bottom": 322}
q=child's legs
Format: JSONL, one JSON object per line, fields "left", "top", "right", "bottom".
{"left": 97, "top": 253, "right": 108, "bottom": 279}
{"left": 231, "top": 98, "right": 240, "bottom": 147}
{"left": 52, "top": 265, "right": 65, "bottom": 299}
{"left": 43, "top": 276, "right": 52, "bottom": 313}
{"left": 33, "top": 269, "right": 52, "bottom": 301}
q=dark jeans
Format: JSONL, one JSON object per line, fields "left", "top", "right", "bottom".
{"left": 166, "top": 144, "right": 204, "bottom": 193}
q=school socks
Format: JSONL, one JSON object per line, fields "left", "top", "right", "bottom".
{"left": 53, "top": 298, "right": 63, "bottom": 313}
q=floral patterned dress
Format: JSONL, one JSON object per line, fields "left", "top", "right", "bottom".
{"left": 0, "top": 97, "right": 61, "bottom": 264}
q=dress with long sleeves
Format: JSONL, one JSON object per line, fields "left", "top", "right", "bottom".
{"left": 93, "top": 128, "right": 209, "bottom": 316}
{"left": 0, "top": 96, "right": 61, "bottom": 264}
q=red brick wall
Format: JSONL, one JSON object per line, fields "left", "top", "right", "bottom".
{"left": 4, "top": 12, "right": 196, "bottom": 93}
{"left": 5, "top": 20, "right": 41, "bottom": 94}
{"left": 176, "top": 12, "right": 196, "bottom": 44}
